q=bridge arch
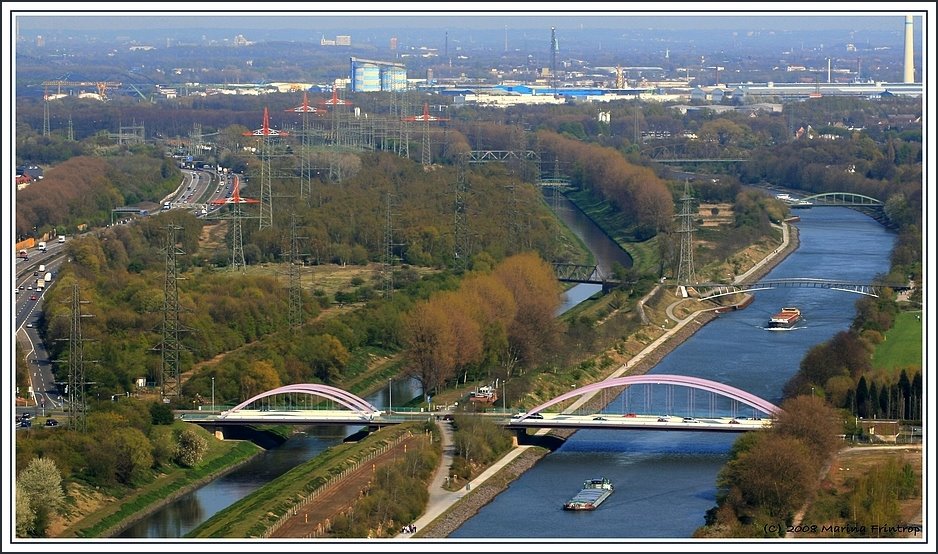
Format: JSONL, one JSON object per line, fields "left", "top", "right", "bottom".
{"left": 222, "top": 384, "right": 380, "bottom": 418}
{"left": 517, "top": 374, "right": 783, "bottom": 421}
{"left": 801, "top": 191, "right": 883, "bottom": 206}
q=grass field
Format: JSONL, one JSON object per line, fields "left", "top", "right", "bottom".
{"left": 871, "top": 311, "right": 923, "bottom": 374}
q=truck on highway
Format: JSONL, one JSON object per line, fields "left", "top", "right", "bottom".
{"left": 44, "top": 272, "right": 52, "bottom": 283}
{"left": 38, "top": 264, "right": 45, "bottom": 272}
{"left": 37, "top": 241, "right": 46, "bottom": 252}
{"left": 36, "top": 279, "right": 45, "bottom": 290}
{"left": 17, "top": 249, "right": 28, "bottom": 260}
{"left": 58, "top": 235, "right": 66, "bottom": 243}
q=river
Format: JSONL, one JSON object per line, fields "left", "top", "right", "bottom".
{"left": 450, "top": 207, "right": 896, "bottom": 539}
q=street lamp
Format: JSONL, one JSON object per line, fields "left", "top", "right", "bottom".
{"left": 388, "top": 378, "right": 392, "bottom": 415}
{"left": 211, "top": 377, "right": 215, "bottom": 413}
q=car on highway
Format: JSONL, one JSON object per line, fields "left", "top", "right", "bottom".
{"left": 729, "top": 419, "right": 741, "bottom": 424}
{"left": 29, "top": 294, "right": 38, "bottom": 301}
{"left": 682, "top": 417, "right": 699, "bottom": 423}
{"left": 657, "top": 416, "right": 670, "bottom": 422}
{"left": 623, "top": 412, "right": 638, "bottom": 417}
{"left": 26, "top": 322, "right": 33, "bottom": 328}
{"left": 592, "top": 416, "right": 608, "bottom": 421}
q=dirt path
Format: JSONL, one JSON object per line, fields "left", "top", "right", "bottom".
{"left": 270, "top": 436, "right": 421, "bottom": 538}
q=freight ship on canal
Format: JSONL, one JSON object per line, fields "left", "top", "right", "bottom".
{"left": 766, "top": 307, "right": 802, "bottom": 330}
{"left": 563, "top": 477, "right": 614, "bottom": 511}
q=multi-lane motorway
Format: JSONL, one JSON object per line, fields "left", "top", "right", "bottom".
{"left": 15, "top": 239, "right": 69, "bottom": 415}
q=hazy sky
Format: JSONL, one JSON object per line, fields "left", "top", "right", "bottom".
{"left": 11, "top": 4, "right": 922, "bottom": 33}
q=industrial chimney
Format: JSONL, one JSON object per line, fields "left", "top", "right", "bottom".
{"left": 904, "top": 15, "right": 915, "bottom": 83}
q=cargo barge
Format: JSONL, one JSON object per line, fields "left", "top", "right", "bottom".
{"left": 767, "top": 307, "right": 802, "bottom": 330}
{"left": 563, "top": 477, "right": 614, "bottom": 511}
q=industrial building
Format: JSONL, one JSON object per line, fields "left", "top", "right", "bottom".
{"left": 349, "top": 57, "right": 407, "bottom": 92}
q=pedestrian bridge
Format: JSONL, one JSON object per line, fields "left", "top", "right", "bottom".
{"left": 180, "top": 376, "right": 781, "bottom": 434}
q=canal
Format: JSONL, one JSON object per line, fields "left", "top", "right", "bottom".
{"left": 450, "top": 207, "right": 896, "bottom": 539}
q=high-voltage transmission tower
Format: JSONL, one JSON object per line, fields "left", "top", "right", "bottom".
{"left": 43, "top": 98, "right": 51, "bottom": 137}
{"left": 382, "top": 193, "right": 404, "bottom": 298}
{"left": 286, "top": 214, "right": 308, "bottom": 331}
{"left": 453, "top": 154, "right": 471, "bottom": 271}
{"left": 159, "top": 225, "right": 186, "bottom": 399}
{"left": 550, "top": 157, "right": 564, "bottom": 215}
{"left": 402, "top": 103, "right": 448, "bottom": 168}
{"left": 321, "top": 88, "right": 353, "bottom": 181}
{"left": 209, "top": 174, "right": 259, "bottom": 271}
{"left": 243, "top": 107, "right": 288, "bottom": 230}
{"left": 67, "top": 114, "right": 74, "bottom": 141}
{"left": 396, "top": 89, "right": 411, "bottom": 160}
{"left": 286, "top": 92, "right": 322, "bottom": 202}
{"left": 65, "top": 285, "right": 93, "bottom": 432}
{"left": 188, "top": 123, "right": 203, "bottom": 162}
{"left": 675, "top": 179, "right": 698, "bottom": 287}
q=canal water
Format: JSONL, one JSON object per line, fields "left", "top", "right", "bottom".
{"left": 450, "top": 207, "right": 896, "bottom": 539}
{"left": 119, "top": 189, "right": 636, "bottom": 538}
{"left": 117, "top": 380, "right": 421, "bottom": 538}
{"left": 552, "top": 190, "right": 633, "bottom": 315}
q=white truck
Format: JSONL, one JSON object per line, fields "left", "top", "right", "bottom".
{"left": 38, "top": 264, "right": 45, "bottom": 272}
{"left": 37, "top": 241, "right": 46, "bottom": 252}
{"left": 57, "top": 235, "right": 66, "bottom": 243}
{"left": 44, "top": 272, "right": 52, "bottom": 283}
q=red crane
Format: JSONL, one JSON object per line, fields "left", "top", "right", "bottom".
{"left": 210, "top": 175, "right": 258, "bottom": 206}
{"left": 243, "top": 107, "right": 289, "bottom": 137}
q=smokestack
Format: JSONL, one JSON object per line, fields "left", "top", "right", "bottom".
{"left": 903, "top": 15, "right": 915, "bottom": 83}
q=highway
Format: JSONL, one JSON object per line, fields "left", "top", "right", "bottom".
{"left": 15, "top": 238, "right": 70, "bottom": 417}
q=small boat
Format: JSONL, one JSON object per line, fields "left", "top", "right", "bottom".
{"left": 563, "top": 477, "right": 614, "bottom": 511}
{"left": 767, "top": 307, "right": 802, "bottom": 330}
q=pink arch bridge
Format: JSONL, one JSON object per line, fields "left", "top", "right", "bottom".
{"left": 516, "top": 374, "right": 783, "bottom": 421}
{"left": 221, "top": 383, "right": 381, "bottom": 419}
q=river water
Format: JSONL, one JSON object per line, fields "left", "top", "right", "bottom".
{"left": 451, "top": 207, "right": 896, "bottom": 539}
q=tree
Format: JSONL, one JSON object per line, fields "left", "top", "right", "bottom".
{"left": 773, "top": 395, "right": 841, "bottom": 466}
{"left": 113, "top": 427, "right": 154, "bottom": 485}
{"left": 17, "top": 457, "right": 65, "bottom": 537}
{"left": 16, "top": 488, "right": 34, "bottom": 538}
{"left": 720, "top": 434, "right": 814, "bottom": 520}
{"left": 175, "top": 428, "right": 208, "bottom": 468}
{"left": 150, "top": 401, "right": 174, "bottom": 425}
{"left": 304, "top": 334, "right": 351, "bottom": 383}
{"left": 239, "top": 360, "right": 281, "bottom": 399}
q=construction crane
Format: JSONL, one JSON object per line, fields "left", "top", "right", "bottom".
{"left": 402, "top": 102, "right": 449, "bottom": 167}
{"left": 42, "top": 80, "right": 123, "bottom": 100}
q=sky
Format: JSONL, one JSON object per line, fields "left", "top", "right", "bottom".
{"left": 8, "top": 3, "right": 928, "bottom": 33}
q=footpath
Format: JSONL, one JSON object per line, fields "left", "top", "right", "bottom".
{"left": 398, "top": 221, "right": 793, "bottom": 539}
